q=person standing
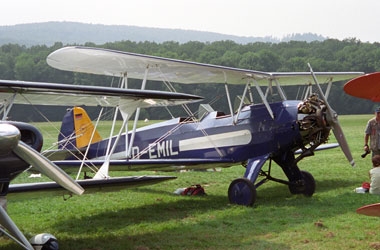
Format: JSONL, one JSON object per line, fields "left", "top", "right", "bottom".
{"left": 364, "top": 107, "right": 380, "bottom": 156}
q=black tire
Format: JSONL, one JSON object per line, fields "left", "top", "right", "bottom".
{"left": 41, "top": 239, "right": 59, "bottom": 250}
{"left": 228, "top": 178, "right": 257, "bottom": 206}
{"left": 288, "top": 170, "right": 316, "bottom": 196}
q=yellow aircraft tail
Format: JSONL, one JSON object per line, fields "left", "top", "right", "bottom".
{"left": 58, "top": 107, "right": 102, "bottom": 149}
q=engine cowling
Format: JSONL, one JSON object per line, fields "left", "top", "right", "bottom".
{"left": 296, "top": 94, "right": 331, "bottom": 158}
{"left": 0, "top": 121, "right": 43, "bottom": 187}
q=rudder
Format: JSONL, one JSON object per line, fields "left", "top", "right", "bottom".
{"left": 58, "top": 107, "right": 102, "bottom": 149}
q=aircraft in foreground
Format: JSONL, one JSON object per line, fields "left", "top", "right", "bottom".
{"left": 0, "top": 80, "right": 201, "bottom": 249}
{"left": 44, "top": 46, "right": 363, "bottom": 206}
{"left": 0, "top": 122, "right": 83, "bottom": 249}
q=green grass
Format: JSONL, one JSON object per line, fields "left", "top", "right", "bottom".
{"left": 1, "top": 115, "right": 380, "bottom": 250}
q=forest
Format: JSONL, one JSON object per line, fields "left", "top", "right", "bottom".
{"left": 0, "top": 38, "right": 379, "bottom": 121}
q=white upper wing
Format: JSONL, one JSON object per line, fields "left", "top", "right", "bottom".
{"left": 47, "top": 46, "right": 364, "bottom": 85}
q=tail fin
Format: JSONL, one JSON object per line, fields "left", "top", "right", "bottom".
{"left": 58, "top": 107, "right": 102, "bottom": 149}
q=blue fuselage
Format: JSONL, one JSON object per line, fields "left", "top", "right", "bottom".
{"left": 85, "top": 101, "right": 303, "bottom": 165}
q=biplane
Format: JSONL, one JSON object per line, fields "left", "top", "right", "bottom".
{"left": 0, "top": 80, "right": 201, "bottom": 249}
{"left": 43, "top": 46, "right": 363, "bottom": 207}
{"left": 344, "top": 72, "right": 380, "bottom": 217}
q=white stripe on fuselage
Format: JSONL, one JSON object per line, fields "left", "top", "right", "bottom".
{"left": 95, "top": 129, "right": 252, "bottom": 160}
{"left": 179, "top": 130, "right": 252, "bottom": 151}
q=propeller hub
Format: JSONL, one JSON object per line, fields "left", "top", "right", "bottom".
{"left": 0, "top": 124, "right": 20, "bottom": 156}
{"left": 297, "top": 94, "right": 330, "bottom": 148}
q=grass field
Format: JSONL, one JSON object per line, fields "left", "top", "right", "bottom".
{"left": 1, "top": 114, "right": 380, "bottom": 250}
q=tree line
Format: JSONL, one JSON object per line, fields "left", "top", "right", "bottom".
{"left": 1, "top": 38, "right": 379, "bottom": 121}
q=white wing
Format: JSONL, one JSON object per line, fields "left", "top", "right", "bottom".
{"left": 47, "top": 46, "right": 363, "bottom": 85}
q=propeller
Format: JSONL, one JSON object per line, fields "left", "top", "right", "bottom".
{"left": 0, "top": 123, "right": 84, "bottom": 195}
{"left": 308, "top": 64, "right": 356, "bottom": 167}
{"left": 0, "top": 123, "right": 84, "bottom": 249}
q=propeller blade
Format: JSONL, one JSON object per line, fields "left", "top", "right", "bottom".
{"left": 331, "top": 119, "right": 356, "bottom": 167}
{"left": 0, "top": 123, "right": 83, "bottom": 248}
{"left": 13, "top": 140, "right": 84, "bottom": 195}
{"left": 320, "top": 102, "right": 356, "bottom": 167}
{"left": 307, "top": 63, "right": 355, "bottom": 167}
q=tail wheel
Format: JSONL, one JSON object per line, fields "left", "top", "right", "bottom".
{"left": 228, "top": 178, "right": 257, "bottom": 206}
{"left": 288, "top": 170, "right": 316, "bottom": 197}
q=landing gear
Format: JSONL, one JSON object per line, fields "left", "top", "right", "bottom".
{"left": 288, "top": 170, "right": 315, "bottom": 196}
{"left": 228, "top": 178, "right": 257, "bottom": 206}
{"left": 228, "top": 155, "right": 317, "bottom": 206}
{"left": 29, "top": 233, "right": 59, "bottom": 250}
{"left": 228, "top": 165, "right": 316, "bottom": 207}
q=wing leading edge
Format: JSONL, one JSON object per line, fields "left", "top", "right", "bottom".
{"left": 47, "top": 46, "right": 363, "bottom": 86}
{"left": 0, "top": 80, "right": 202, "bottom": 107}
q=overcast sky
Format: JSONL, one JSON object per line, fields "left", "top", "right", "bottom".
{"left": 2, "top": 0, "right": 379, "bottom": 42}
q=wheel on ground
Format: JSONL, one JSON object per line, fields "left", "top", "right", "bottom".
{"left": 29, "top": 233, "right": 59, "bottom": 250}
{"left": 288, "top": 170, "right": 316, "bottom": 196}
{"left": 228, "top": 178, "right": 257, "bottom": 206}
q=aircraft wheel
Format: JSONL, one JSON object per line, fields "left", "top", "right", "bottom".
{"left": 29, "top": 233, "right": 59, "bottom": 250}
{"left": 288, "top": 170, "right": 316, "bottom": 196}
{"left": 228, "top": 178, "right": 257, "bottom": 206}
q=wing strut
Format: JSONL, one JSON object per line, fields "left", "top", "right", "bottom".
{"left": 1, "top": 93, "right": 16, "bottom": 121}
{"left": 247, "top": 82, "right": 254, "bottom": 103}
{"left": 95, "top": 67, "right": 150, "bottom": 178}
{"left": 93, "top": 117, "right": 129, "bottom": 179}
{"left": 107, "top": 74, "right": 128, "bottom": 158}
{"left": 273, "top": 78, "right": 287, "bottom": 100}
{"left": 122, "top": 73, "right": 129, "bottom": 157}
{"left": 224, "top": 75, "right": 234, "bottom": 122}
{"left": 105, "top": 106, "right": 119, "bottom": 156}
{"left": 234, "top": 80, "right": 250, "bottom": 124}
{"left": 304, "top": 83, "right": 313, "bottom": 100}
{"left": 325, "top": 79, "right": 333, "bottom": 99}
{"left": 127, "top": 66, "right": 149, "bottom": 157}
{"left": 252, "top": 78, "right": 274, "bottom": 119}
